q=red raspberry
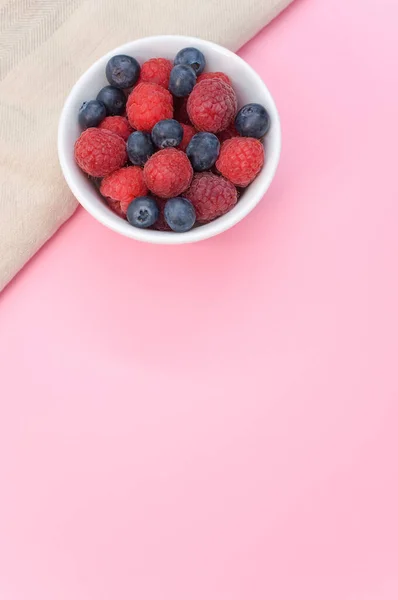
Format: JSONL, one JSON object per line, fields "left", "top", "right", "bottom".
{"left": 187, "top": 79, "right": 237, "bottom": 133}
{"left": 217, "top": 123, "right": 239, "bottom": 144}
{"left": 197, "top": 71, "right": 232, "bottom": 86}
{"left": 126, "top": 82, "right": 173, "bottom": 132}
{"left": 98, "top": 116, "right": 133, "bottom": 141}
{"left": 144, "top": 148, "right": 193, "bottom": 198}
{"left": 186, "top": 172, "right": 237, "bottom": 222}
{"left": 216, "top": 137, "right": 264, "bottom": 187}
{"left": 152, "top": 198, "right": 171, "bottom": 231}
{"left": 74, "top": 128, "right": 127, "bottom": 177}
{"left": 174, "top": 97, "right": 190, "bottom": 124}
{"left": 100, "top": 166, "right": 147, "bottom": 204}
{"left": 139, "top": 58, "right": 173, "bottom": 89}
{"left": 107, "top": 199, "right": 127, "bottom": 218}
{"left": 179, "top": 123, "right": 196, "bottom": 151}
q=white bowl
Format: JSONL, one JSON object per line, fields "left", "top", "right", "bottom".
{"left": 58, "top": 35, "right": 281, "bottom": 244}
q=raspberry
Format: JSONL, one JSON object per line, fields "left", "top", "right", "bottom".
{"left": 139, "top": 58, "right": 173, "bottom": 89}
{"left": 74, "top": 128, "right": 127, "bottom": 177}
{"left": 100, "top": 166, "right": 147, "bottom": 204}
{"left": 185, "top": 172, "right": 237, "bottom": 222}
{"left": 197, "top": 72, "right": 232, "bottom": 86}
{"left": 144, "top": 148, "right": 193, "bottom": 198}
{"left": 179, "top": 123, "right": 196, "bottom": 151}
{"left": 98, "top": 116, "right": 133, "bottom": 141}
{"left": 152, "top": 198, "right": 171, "bottom": 231}
{"left": 107, "top": 199, "right": 128, "bottom": 218}
{"left": 126, "top": 82, "right": 173, "bottom": 132}
{"left": 216, "top": 137, "right": 264, "bottom": 187}
{"left": 187, "top": 79, "right": 237, "bottom": 133}
{"left": 217, "top": 123, "right": 239, "bottom": 144}
{"left": 174, "top": 97, "right": 190, "bottom": 124}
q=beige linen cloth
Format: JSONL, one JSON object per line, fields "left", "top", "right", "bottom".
{"left": 0, "top": 0, "right": 292, "bottom": 291}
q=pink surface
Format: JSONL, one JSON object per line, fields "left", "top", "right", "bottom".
{"left": 1, "top": 0, "right": 398, "bottom": 598}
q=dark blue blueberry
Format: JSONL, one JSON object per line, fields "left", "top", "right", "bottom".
{"left": 127, "top": 131, "right": 155, "bottom": 166}
{"left": 151, "top": 119, "right": 183, "bottom": 149}
{"left": 164, "top": 197, "right": 196, "bottom": 232}
{"left": 174, "top": 47, "right": 206, "bottom": 75}
{"left": 186, "top": 132, "right": 220, "bottom": 171}
{"left": 235, "top": 103, "right": 270, "bottom": 138}
{"left": 96, "top": 85, "right": 126, "bottom": 116}
{"left": 105, "top": 54, "right": 140, "bottom": 89}
{"left": 78, "top": 100, "right": 106, "bottom": 129}
{"left": 126, "top": 196, "right": 159, "bottom": 229}
{"left": 169, "top": 65, "right": 196, "bottom": 97}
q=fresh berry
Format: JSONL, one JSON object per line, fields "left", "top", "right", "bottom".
{"left": 174, "top": 96, "right": 190, "bottom": 124}
{"left": 106, "top": 54, "right": 140, "bottom": 89}
{"left": 187, "top": 79, "right": 237, "bottom": 133}
{"left": 174, "top": 47, "right": 206, "bottom": 75}
{"left": 144, "top": 148, "right": 193, "bottom": 198}
{"left": 216, "top": 137, "right": 264, "bottom": 187}
{"left": 127, "top": 196, "right": 159, "bottom": 228}
{"left": 186, "top": 132, "right": 220, "bottom": 171}
{"left": 96, "top": 85, "right": 126, "bottom": 115}
{"left": 151, "top": 119, "right": 183, "bottom": 149}
{"left": 107, "top": 199, "right": 128, "bottom": 218}
{"left": 217, "top": 122, "right": 239, "bottom": 143}
{"left": 197, "top": 72, "right": 231, "bottom": 86}
{"left": 152, "top": 198, "right": 171, "bottom": 231}
{"left": 179, "top": 123, "right": 196, "bottom": 151}
{"left": 235, "top": 103, "right": 270, "bottom": 138}
{"left": 164, "top": 197, "right": 196, "bottom": 232}
{"left": 127, "top": 131, "right": 155, "bottom": 166}
{"left": 100, "top": 166, "right": 147, "bottom": 204}
{"left": 98, "top": 116, "right": 133, "bottom": 141}
{"left": 169, "top": 64, "right": 196, "bottom": 97}
{"left": 186, "top": 172, "right": 237, "bottom": 222}
{"left": 139, "top": 58, "right": 173, "bottom": 89}
{"left": 74, "top": 128, "right": 127, "bottom": 177}
{"left": 78, "top": 100, "right": 106, "bottom": 129}
{"left": 126, "top": 82, "right": 173, "bottom": 132}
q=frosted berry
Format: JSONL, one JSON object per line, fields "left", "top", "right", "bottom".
{"left": 96, "top": 85, "right": 126, "bottom": 115}
{"left": 235, "top": 103, "right": 270, "bottom": 138}
{"left": 169, "top": 64, "right": 196, "bottom": 97}
{"left": 174, "top": 47, "right": 206, "bottom": 75}
{"left": 78, "top": 100, "right": 106, "bottom": 129}
{"left": 186, "top": 132, "right": 220, "bottom": 171}
{"left": 151, "top": 119, "right": 183, "bottom": 149}
{"left": 164, "top": 197, "right": 196, "bottom": 232}
{"left": 106, "top": 55, "right": 140, "bottom": 89}
{"left": 127, "top": 131, "right": 155, "bottom": 166}
{"left": 127, "top": 196, "right": 159, "bottom": 228}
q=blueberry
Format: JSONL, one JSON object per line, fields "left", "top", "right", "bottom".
{"left": 78, "top": 100, "right": 106, "bottom": 129}
{"left": 151, "top": 119, "right": 183, "bottom": 149}
{"left": 126, "top": 196, "right": 159, "bottom": 229}
{"left": 106, "top": 54, "right": 140, "bottom": 89}
{"left": 235, "top": 103, "right": 270, "bottom": 138}
{"left": 164, "top": 197, "right": 196, "bottom": 232}
{"left": 169, "top": 65, "right": 196, "bottom": 97}
{"left": 186, "top": 132, "right": 220, "bottom": 171}
{"left": 96, "top": 85, "right": 126, "bottom": 116}
{"left": 174, "top": 47, "right": 206, "bottom": 75}
{"left": 127, "top": 131, "right": 155, "bottom": 166}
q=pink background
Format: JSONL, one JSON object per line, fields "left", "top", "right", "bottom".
{"left": 1, "top": 0, "right": 398, "bottom": 598}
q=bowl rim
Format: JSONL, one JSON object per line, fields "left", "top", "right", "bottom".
{"left": 58, "top": 34, "right": 282, "bottom": 244}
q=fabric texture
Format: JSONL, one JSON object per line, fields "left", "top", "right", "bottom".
{"left": 0, "top": 0, "right": 292, "bottom": 291}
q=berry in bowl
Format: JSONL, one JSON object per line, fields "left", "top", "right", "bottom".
{"left": 58, "top": 36, "right": 281, "bottom": 243}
